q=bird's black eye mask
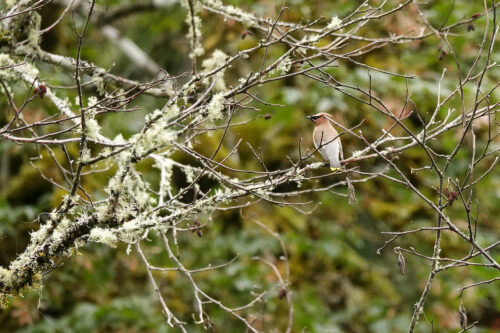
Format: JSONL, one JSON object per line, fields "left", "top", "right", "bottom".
{"left": 306, "top": 115, "right": 321, "bottom": 121}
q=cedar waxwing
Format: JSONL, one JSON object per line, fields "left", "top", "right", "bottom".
{"left": 306, "top": 112, "right": 356, "bottom": 204}
{"left": 306, "top": 112, "right": 343, "bottom": 171}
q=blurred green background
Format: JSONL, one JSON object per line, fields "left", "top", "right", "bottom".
{"left": 1, "top": 0, "right": 500, "bottom": 332}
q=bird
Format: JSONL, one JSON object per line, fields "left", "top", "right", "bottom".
{"left": 306, "top": 112, "right": 343, "bottom": 172}
{"left": 306, "top": 112, "right": 356, "bottom": 204}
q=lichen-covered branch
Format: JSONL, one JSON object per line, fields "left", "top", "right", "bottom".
{"left": 1, "top": 1, "right": 500, "bottom": 332}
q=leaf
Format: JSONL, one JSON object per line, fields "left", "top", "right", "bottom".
{"left": 397, "top": 251, "right": 406, "bottom": 275}
{"left": 347, "top": 176, "right": 356, "bottom": 205}
{"left": 459, "top": 302, "right": 467, "bottom": 330}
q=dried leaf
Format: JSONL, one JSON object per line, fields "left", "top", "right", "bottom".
{"left": 347, "top": 176, "right": 356, "bottom": 205}
{"left": 459, "top": 302, "right": 467, "bottom": 330}
{"left": 397, "top": 251, "right": 406, "bottom": 275}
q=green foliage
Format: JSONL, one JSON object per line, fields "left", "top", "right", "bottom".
{"left": 2, "top": 0, "right": 500, "bottom": 332}
{"left": 16, "top": 296, "right": 171, "bottom": 333}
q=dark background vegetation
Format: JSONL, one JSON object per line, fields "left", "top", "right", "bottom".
{"left": 1, "top": 0, "right": 500, "bottom": 332}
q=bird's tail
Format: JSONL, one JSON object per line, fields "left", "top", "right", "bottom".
{"left": 329, "top": 157, "right": 341, "bottom": 170}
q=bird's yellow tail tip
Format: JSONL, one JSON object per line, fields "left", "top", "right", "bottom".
{"left": 330, "top": 167, "right": 341, "bottom": 172}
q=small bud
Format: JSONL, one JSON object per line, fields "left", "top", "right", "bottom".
{"left": 264, "top": 113, "right": 272, "bottom": 120}
{"left": 192, "top": 218, "right": 203, "bottom": 237}
{"left": 36, "top": 84, "right": 47, "bottom": 99}
{"left": 241, "top": 30, "right": 253, "bottom": 39}
{"left": 438, "top": 50, "right": 448, "bottom": 61}
{"left": 471, "top": 13, "right": 481, "bottom": 19}
{"left": 444, "top": 187, "right": 458, "bottom": 206}
{"left": 278, "top": 287, "right": 287, "bottom": 300}
{"left": 467, "top": 23, "right": 475, "bottom": 32}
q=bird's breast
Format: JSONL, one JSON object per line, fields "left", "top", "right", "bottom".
{"left": 313, "top": 127, "right": 338, "bottom": 148}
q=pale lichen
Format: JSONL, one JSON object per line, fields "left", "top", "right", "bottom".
{"left": 54, "top": 97, "right": 72, "bottom": 113}
{"left": 92, "top": 72, "right": 106, "bottom": 95}
{"left": 27, "top": 12, "right": 41, "bottom": 47}
{"left": 103, "top": 165, "right": 156, "bottom": 226}
{"left": 271, "top": 56, "right": 292, "bottom": 76}
{"left": 0, "top": 53, "right": 39, "bottom": 80}
{"left": 86, "top": 118, "right": 101, "bottom": 139}
{"left": 326, "top": 16, "right": 342, "bottom": 30}
{"left": 153, "top": 157, "right": 175, "bottom": 194}
{"left": 351, "top": 150, "right": 364, "bottom": 158}
{"left": 180, "top": 0, "right": 205, "bottom": 59}
{"left": 202, "top": 49, "right": 228, "bottom": 91}
{"left": 165, "top": 104, "right": 180, "bottom": 119}
{"left": 89, "top": 228, "right": 118, "bottom": 247}
{"left": 206, "top": 93, "right": 225, "bottom": 121}
{"left": 134, "top": 123, "right": 178, "bottom": 156}
{"left": 201, "top": 0, "right": 258, "bottom": 27}
{"left": 80, "top": 146, "right": 92, "bottom": 163}
{"left": 145, "top": 104, "right": 180, "bottom": 123}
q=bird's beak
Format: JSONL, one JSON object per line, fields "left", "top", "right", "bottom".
{"left": 306, "top": 115, "right": 314, "bottom": 121}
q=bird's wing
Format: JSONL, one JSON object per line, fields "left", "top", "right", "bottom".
{"left": 312, "top": 128, "right": 322, "bottom": 149}
{"left": 324, "top": 139, "right": 341, "bottom": 168}
{"left": 313, "top": 129, "right": 328, "bottom": 160}
{"left": 313, "top": 126, "right": 341, "bottom": 163}
{"left": 338, "top": 136, "right": 344, "bottom": 160}
{"left": 313, "top": 126, "right": 337, "bottom": 147}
